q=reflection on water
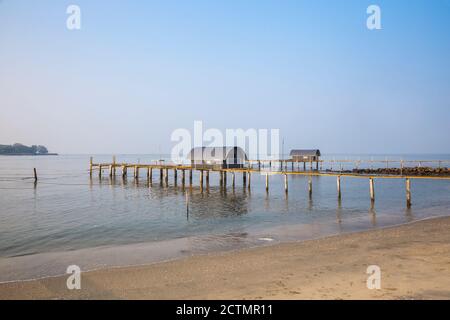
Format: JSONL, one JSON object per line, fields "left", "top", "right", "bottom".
{"left": 0, "top": 154, "right": 450, "bottom": 281}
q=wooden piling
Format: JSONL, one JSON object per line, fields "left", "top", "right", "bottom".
{"left": 112, "top": 156, "right": 116, "bottom": 176}
{"left": 33, "top": 168, "right": 38, "bottom": 182}
{"left": 337, "top": 176, "right": 341, "bottom": 199}
{"left": 243, "top": 171, "right": 247, "bottom": 186}
{"left": 99, "top": 165, "right": 102, "bottom": 177}
{"left": 308, "top": 176, "right": 312, "bottom": 197}
{"left": 189, "top": 170, "right": 193, "bottom": 186}
{"left": 165, "top": 168, "right": 169, "bottom": 185}
{"left": 182, "top": 169, "right": 186, "bottom": 185}
{"left": 122, "top": 165, "right": 127, "bottom": 178}
{"left": 265, "top": 174, "right": 269, "bottom": 192}
{"left": 223, "top": 171, "right": 227, "bottom": 187}
{"left": 200, "top": 170, "right": 204, "bottom": 189}
{"left": 232, "top": 172, "right": 235, "bottom": 189}
{"left": 174, "top": 169, "right": 177, "bottom": 184}
{"left": 219, "top": 171, "right": 223, "bottom": 187}
{"left": 89, "top": 157, "right": 93, "bottom": 177}
{"left": 109, "top": 165, "right": 113, "bottom": 178}
{"left": 248, "top": 172, "right": 251, "bottom": 190}
{"left": 160, "top": 168, "right": 163, "bottom": 183}
{"left": 284, "top": 174, "right": 288, "bottom": 193}
{"left": 406, "top": 178, "right": 411, "bottom": 208}
{"left": 206, "top": 170, "right": 210, "bottom": 187}
{"left": 134, "top": 166, "right": 139, "bottom": 179}
{"left": 369, "top": 178, "right": 375, "bottom": 203}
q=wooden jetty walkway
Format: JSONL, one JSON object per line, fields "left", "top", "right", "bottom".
{"left": 89, "top": 157, "right": 450, "bottom": 209}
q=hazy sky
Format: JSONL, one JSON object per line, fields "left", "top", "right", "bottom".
{"left": 1, "top": 0, "right": 449, "bottom": 154}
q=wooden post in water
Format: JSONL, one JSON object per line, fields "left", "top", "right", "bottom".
{"left": 369, "top": 178, "right": 375, "bottom": 203}
{"left": 165, "top": 168, "right": 169, "bottom": 185}
{"left": 109, "top": 164, "right": 113, "bottom": 178}
{"left": 265, "top": 174, "right": 269, "bottom": 192}
{"left": 99, "top": 165, "right": 102, "bottom": 178}
{"left": 149, "top": 168, "right": 153, "bottom": 183}
{"left": 89, "top": 157, "right": 93, "bottom": 177}
{"left": 189, "top": 170, "right": 193, "bottom": 186}
{"left": 232, "top": 172, "right": 235, "bottom": 189}
{"left": 219, "top": 171, "right": 223, "bottom": 187}
{"left": 182, "top": 169, "right": 185, "bottom": 185}
{"left": 284, "top": 174, "right": 288, "bottom": 193}
{"left": 200, "top": 170, "right": 204, "bottom": 189}
{"left": 308, "top": 176, "right": 312, "bottom": 197}
{"left": 33, "top": 168, "right": 38, "bottom": 182}
{"left": 248, "top": 172, "right": 251, "bottom": 190}
{"left": 406, "top": 178, "right": 412, "bottom": 208}
{"left": 112, "top": 156, "right": 116, "bottom": 176}
{"left": 206, "top": 170, "right": 210, "bottom": 188}
{"left": 223, "top": 171, "right": 227, "bottom": 187}
{"left": 160, "top": 168, "right": 163, "bottom": 184}
{"left": 122, "top": 165, "right": 127, "bottom": 178}
{"left": 174, "top": 169, "right": 177, "bottom": 184}
{"left": 337, "top": 176, "right": 341, "bottom": 199}
{"left": 243, "top": 171, "right": 247, "bottom": 186}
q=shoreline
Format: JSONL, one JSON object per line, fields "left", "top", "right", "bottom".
{"left": 1, "top": 216, "right": 449, "bottom": 299}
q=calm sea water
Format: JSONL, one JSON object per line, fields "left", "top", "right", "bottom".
{"left": 0, "top": 154, "right": 450, "bottom": 281}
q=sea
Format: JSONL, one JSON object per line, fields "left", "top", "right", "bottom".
{"left": 0, "top": 154, "right": 449, "bottom": 282}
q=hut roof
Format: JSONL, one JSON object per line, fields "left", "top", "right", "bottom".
{"left": 188, "top": 147, "right": 248, "bottom": 161}
{"left": 289, "top": 149, "right": 321, "bottom": 157}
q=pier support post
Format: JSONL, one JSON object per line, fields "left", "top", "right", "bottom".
{"left": 182, "top": 169, "right": 185, "bottom": 185}
{"left": 33, "top": 168, "right": 38, "bottom": 182}
{"left": 189, "top": 170, "right": 193, "bottom": 186}
{"left": 223, "top": 171, "right": 227, "bottom": 187}
{"left": 165, "top": 168, "right": 169, "bottom": 185}
{"left": 284, "top": 174, "right": 288, "bottom": 193}
{"left": 200, "top": 170, "right": 204, "bottom": 189}
{"left": 406, "top": 178, "right": 412, "bottom": 208}
{"left": 99, "top": 165, "right": 102, "bottom": 178}
{"left": 160, "top": 168, "right": 163, "bottom": 184}
{"left": 308, "top": 176, "right": 312, "bottom": 197}
{"left": 174, "top": 169, "right": 177, "bottom": 184}
{"left": 232, "top": 172, "right": 235, "bottom": 189}
{"left": 149, "top": 168, "right": 153, "bottom": 183}
{"left": 206, "top": 170, "right": 210, "bottom": 188}
{"left": 112, "top": 156, "right": 116, "bottom": 176}
{"left": 122, "top": 165, "right": 127, "bottom": 178}
{"left": 265, "top": 174, "right": 269, "bottom": 192}
{"left": 369, "top": 178, "right": 375, "bottom": 203}
{"left": 109, "top": 165, "right": 113, "bottom": 178}
{"left": 337, "top": 176, "right": 341, "bottom": 199}
{"left": 248, "top": 172, "right": 251, "bottom": 190}
{"left": 89, "top": 157, "right": 93, "bottom": 177}
{"left": 243, "top": 171, "right": 247, "bottom": 186}
{"left": 220, "top": 171, "right": 223, "bottom": 187}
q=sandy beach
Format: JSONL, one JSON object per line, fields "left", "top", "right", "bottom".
{"left": 1, "top": 216, "right": 449, "bottom": 300}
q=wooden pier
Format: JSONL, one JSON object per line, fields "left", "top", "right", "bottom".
{"left": 89, "top": 157, "right": 450, "bottom": 208}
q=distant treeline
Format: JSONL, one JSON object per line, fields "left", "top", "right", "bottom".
{"left": 0, "top": 143, "right": 50, "bottom": 155}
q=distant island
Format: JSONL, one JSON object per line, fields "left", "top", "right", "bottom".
{"left": 0, "top": 143, "right": 57, "bottom": 156}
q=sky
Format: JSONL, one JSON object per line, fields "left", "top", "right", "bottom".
{"left": 1, "top": 0, "right": 450, "bottom": 155}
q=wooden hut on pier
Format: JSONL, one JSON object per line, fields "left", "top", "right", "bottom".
{"left": 188, "top": 147, "right": 247, "bottom": 169}
{"left": 290, "top": 149, "right": 321, "bottom": 170}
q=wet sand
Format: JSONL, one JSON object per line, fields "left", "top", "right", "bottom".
{"left": 1, "top": 216, "right": 449, "bottom": 299}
